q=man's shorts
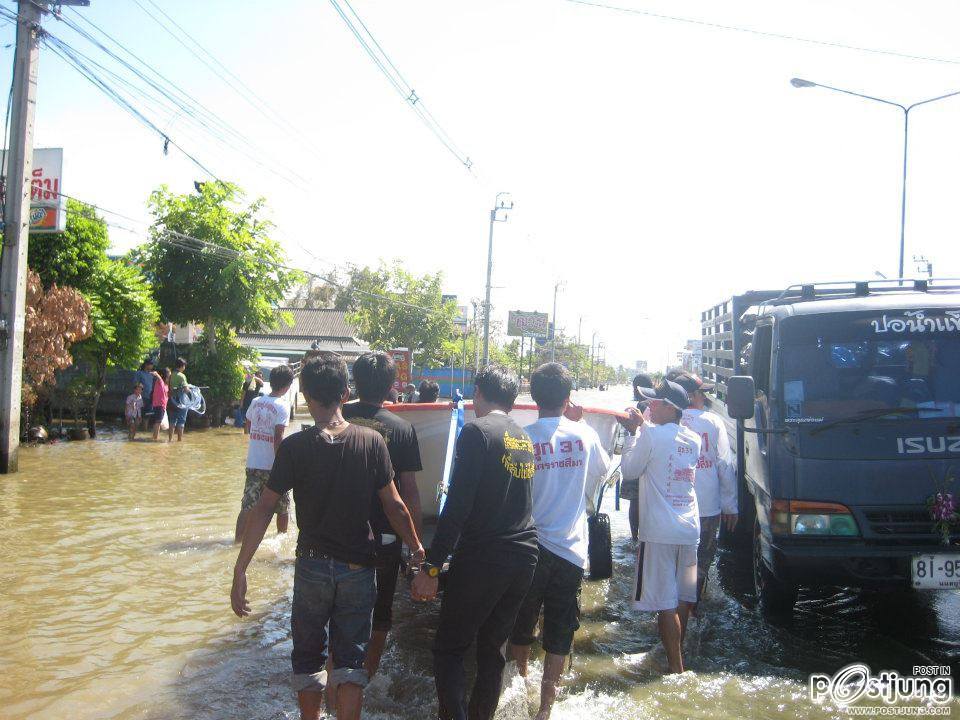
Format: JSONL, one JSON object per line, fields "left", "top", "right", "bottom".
{"left": 632, "top": 541, "right": 698, "bottom": 612}
{"left": 241, "top": 468, "right": 290, "bottom": 514}
{"left": 697, "top": 514, "right": 722, "bottom": 600}
{"left": 510, "top": 545, "right": 584, "bottom": 656}
{"left": 291, "top": 556, "right": 376, "bottom": 692}
{"left": 619, "top": 475, "right": 639, "bottom": 502}
{"left": 372, "top": 535, "right": 403, "bottom": 632}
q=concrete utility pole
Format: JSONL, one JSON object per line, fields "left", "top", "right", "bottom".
{"left": 0, "top": 0, "right": 87, "bottom": 474}
{"left": 481, "top": 192, "right": 512, "bottom": 367}
{"left": 0, "top": 1, "right": 42, "bottom": 474}
{"left": 550, "top": 280, "right": 564, "bottom": 363}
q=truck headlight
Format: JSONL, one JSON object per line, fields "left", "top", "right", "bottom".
{"left": 771, "top": 500, "right": 860, "bottom": 537}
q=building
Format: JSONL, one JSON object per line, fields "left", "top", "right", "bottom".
{"left": 635, "top": 360, "right": 648, "bottom": 374}
{"left": 237, "top": 307, "right": 369, "bottom": 364}
{"left": 678, "top": 338, "right": 702, "bottom": 375}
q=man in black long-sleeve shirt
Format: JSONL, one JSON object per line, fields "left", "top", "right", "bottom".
{"left": 411, "top": 366, "right": 538, "bottom": 720}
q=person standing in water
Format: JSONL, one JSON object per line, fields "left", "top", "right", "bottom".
{"left": 411, "top": 365, "right": 538, "bottom": 720}
{"left": 232, "top": 353, "right": 424, "bottom": 720}
{"left": 341, "top": 351, "right": 424, "bottom": 679}
{"left": 620, "top": 372, "right": 655, "bottom": 542}
{"left": 168, "top": 358, "right": 190, "bottom": 442}
{"left": 620, "top": 380, "right": 701, "bottom": 674}
{"left": 125, "top": 383, "right": 144, "bottom": 441}
{"left": 150, "top": 367, "right": 171, "bottom": 442}
{"left": 509, "top": 363, "right": 611, "bottom": 720}
{"left": 234, "top": 364, "right": 294, "bottom": 543}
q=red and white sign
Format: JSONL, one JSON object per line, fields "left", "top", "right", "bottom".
{"left": 2, "top": 147, "right": 65, "bottom": 233}
{"left": 391, "top": 348, "right": 412, "bottom": 391}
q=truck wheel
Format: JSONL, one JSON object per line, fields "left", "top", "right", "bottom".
{"left": 753, "top": 520, "right": 797, "bottom": 614}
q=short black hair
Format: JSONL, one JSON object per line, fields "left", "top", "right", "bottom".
{"left": 351, "top": 351, "right": 396, "bottom": 402}
{"left": 175, "top": 357, "right": 187, "bottom": 370}
{"left": 419, "top": 380, "right": 440, "bottom": 403}
{"left": 530, "top": 362, "right": 572, "bottom": 410}
{"left": 269, "top": 364, "right": 294, "bottom": 392}
{"left": 300, "top": 353, "right": 349, "bottom": 407}
{"left": 474, "top": 365, "right": 519, "bottom": 410}
{"left": 633, "top": 372, "right": 654, "bottom": 401}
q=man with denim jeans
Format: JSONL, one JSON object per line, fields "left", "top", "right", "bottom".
{"left": 231, "top": 353, "right": 425, "bottom": 720}
{"left": 411, "top": 366, "right": 538, "bottom": 720}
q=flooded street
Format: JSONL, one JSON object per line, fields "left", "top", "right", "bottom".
{"left": 2, "top": 386, "right": 959, "bottom": 719}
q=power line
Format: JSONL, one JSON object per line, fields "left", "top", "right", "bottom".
{"left": 327, "top": 0, "right": 475, "bottom": 171}
{"left": 562, "top": 0, "right": 960, "bottom": 66}
{"left": 131, "top": 0, "right": 324, "bottom": 160}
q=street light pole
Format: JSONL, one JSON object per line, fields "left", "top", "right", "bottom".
{"left": 550, "top": 280, "right": 564, "bottom": 363}
{"left": 481, "top": 192, "right": 512, "bottom": 367}
{"left": 791, "top": 78, "right": 960, "bottom": 281}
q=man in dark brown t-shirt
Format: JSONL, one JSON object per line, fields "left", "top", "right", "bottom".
{"left": 232, "top": 353, "right": 425, "bottom": 720}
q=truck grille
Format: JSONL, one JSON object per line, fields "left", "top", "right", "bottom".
{"left": 865, "top": 509, "right": 936, "bottom": 537}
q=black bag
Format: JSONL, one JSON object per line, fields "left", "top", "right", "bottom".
{"left": 587, "top": 484, "right": 613, "bottom": 580}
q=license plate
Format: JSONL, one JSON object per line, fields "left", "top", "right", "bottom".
{"left": 912, "top": 554, "right": 960, "bottom": 589}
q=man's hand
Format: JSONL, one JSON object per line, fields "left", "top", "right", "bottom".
{"left": 619, "top": 407, "right": 644, "bottom": 434}
{"left": 411, "top": 570, "right": 439, "bottom": 602}
{"left": 409, "top": 545, "right": 426, "bottom": 566}
{"left": 722, "top": 513, "right": 738, "bottom": 532}
{"left": 231, "top": 569, "right": 251, "bottom": 617}
{"left": 563, "top": 402, "right": 584, "bottom": 422}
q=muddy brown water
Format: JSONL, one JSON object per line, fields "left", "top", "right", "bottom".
{"left": 1, "top": 387, "right": 958, "bottom": 718}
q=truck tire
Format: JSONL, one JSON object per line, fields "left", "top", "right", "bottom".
{"left": 753, "top": 519, "right": 797, "bottom": 614}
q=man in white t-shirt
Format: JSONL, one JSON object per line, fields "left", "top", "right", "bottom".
{"left": 674, "top": 373, "right": 737, "bottom": 606}
{"left": 509, "top": 362, "right": 611, "bottom": 720}
{"left": 620, "top": 379, "right": 701, "bottom": 674}
{"left": 234, "top": 365, "right": 294, "bottom": 543}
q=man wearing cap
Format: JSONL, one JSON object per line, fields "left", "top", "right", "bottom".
{"left": 620, "top": 379, "right": 701, "bottom": 674}
{"left": 621, "top": 373, "right": 656, "bottom": 542}
{"left": 673, "top": 373, "right": 737, "bottom": 609}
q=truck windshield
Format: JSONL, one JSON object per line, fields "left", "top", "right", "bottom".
{"left": 779, "top": 310, "right": 960, "bottom": 423}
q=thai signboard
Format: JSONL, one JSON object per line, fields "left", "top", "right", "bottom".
{"left": 391, "top": 348, "right": 412, "bottom": 391}
{"left": 1, "top": 147, "right": 65, "bottom": 233}
{"left": 508, "top": 311, "right": 549, "bottom": 338}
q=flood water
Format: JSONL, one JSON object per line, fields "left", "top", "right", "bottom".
{"left": 2, "top": 386, "right": 959, "bottom": 719}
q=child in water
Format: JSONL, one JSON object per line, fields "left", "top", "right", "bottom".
{"left": 125, "top": 383, "right": 144, "bottom": 440}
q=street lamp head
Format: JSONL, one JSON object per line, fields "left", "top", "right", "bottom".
{"left": 790, "top": 77, "right": 817, "bottom": 89}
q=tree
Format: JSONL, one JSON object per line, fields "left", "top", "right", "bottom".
{"left": 75, "top": 259, "right": 160, "bottom": 432}
{"left": 336, "top": 263, "right": 457, "bottom": 367}
{"left": 189, "top": 326, "right": 259, "bottom": 422}
{"left": 137, "top": 181, "right": 301, "bottom": 352}
{"left": 22, "top": 270, "right": 92, "bottom": 407}
{"left": 288, "top": 274, "right": 338, "bottom": 309}
{"left": 28, "top": 199, "right": 110, "bottom": 290}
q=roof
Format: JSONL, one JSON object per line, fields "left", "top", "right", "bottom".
{"left": 761, "top": 290, "right": 960, "bottom": 319}
{"left": 237, "top": 307, "right": 369, "bottom": 356}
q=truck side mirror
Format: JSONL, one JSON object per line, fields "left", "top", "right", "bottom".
{"left": 726, "top": 375, "right": 756, "bottom": 420}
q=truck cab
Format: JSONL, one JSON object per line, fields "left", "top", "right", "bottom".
{"left": 719, "top": 280, "right": 960, "bottom": 612}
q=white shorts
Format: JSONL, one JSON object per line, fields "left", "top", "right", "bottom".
{"left": 632, "top": 541, "right": 698, "bottom": 612}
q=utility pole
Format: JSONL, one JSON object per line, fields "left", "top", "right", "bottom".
{"left": 589, "top": 331, "right": 598, "bottom": 389}
{"left": 481, "top": 192, "right": 512, "bottom": 367}
{"left": 550, "top": 280, "right": 564, "bottom": 363}
{"left": 1, "top": 2, "right": 43, "bottom": 474}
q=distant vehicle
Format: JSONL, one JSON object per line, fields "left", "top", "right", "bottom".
{"left": 704, "top": 280, "right": 960, "bottom": 612}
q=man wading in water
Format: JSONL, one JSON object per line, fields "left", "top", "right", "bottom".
{"left": 509, "top": 362, "right": 611, "bottom": 719}
{"left": 341, "top": 351, "right": 424, "bottom": 679}
{"left": 411, "top": 366, "right": 538, "bottom": 720}
{"left": 231, "top": 354, "right": 425, "bottom": 720}
{"left": 619, "top": 380, "right": 701, "bottom": 674}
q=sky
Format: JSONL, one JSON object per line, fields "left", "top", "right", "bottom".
{"left": 7, "top": 0, "right": 960, "bottom": 370}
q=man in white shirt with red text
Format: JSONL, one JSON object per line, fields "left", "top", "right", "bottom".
{"left": 509, "top": 362, "right": 611, "bottom": 720}
{"left": 620, "top": 379, "right": 701, "bottom": 674}
{"left": 674, "top": 373, "right": 738, "bottom": 608}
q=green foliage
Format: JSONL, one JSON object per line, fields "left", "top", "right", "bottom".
{"left": 137, "top": 181, "right": 301, "bottom": 338}
{"left": 189, "top": 327, "right": 259, "bottom": 404}
{"left": 336, "top": 263, "right": 457, "bottom": 367}
{"left": 28, "top": 199, "right": 110, "bottom": 290}
{"left": 76, "top": 259, "right": 160, "bottom": 382}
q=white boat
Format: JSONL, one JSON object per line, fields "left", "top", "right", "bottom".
{"left": 389, "top": 402, "right": 624, "bottom": 519}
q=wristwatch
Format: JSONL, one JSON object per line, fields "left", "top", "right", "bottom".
{"left": 422, "top": 561, "right": 441, "bottom": 578}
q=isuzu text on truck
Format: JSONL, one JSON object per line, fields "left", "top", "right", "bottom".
{"left": 701, "top": 280, "right": 960, "bottom": 612}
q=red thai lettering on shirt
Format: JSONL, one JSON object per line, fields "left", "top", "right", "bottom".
{"left": 250, "top": 431, "right": 275, "bottom": 443}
